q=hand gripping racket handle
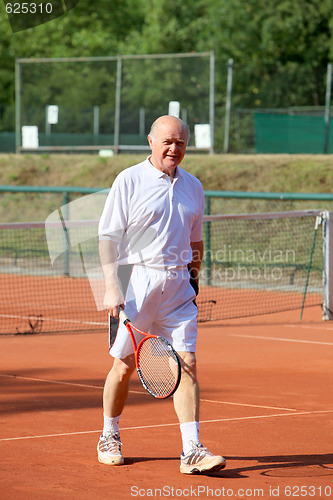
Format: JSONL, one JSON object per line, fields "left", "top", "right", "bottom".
{"left": 119, "top": 309, "right": 130, "bottom": 326}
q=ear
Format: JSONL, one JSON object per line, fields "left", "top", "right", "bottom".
{"left": 147, "top": 134, "right": 154, "bottom": 149}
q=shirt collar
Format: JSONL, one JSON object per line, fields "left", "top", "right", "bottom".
{"left": 145, "top": 156, "right": 182, "bottom": 181}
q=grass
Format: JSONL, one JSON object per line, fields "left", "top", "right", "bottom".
{"left": 0, "top": 153, "right": 333, "bottom": 191}
{"left": 0, "top": 153, "right": 332, "bottom": 222}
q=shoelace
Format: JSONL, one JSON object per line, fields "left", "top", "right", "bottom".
{"left": 185, "top": 442, "right": 213, "bottom": 465}
{"left": 101, "top": 433, "right": 122, "bottom": 454}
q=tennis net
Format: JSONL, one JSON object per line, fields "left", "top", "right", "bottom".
{"left": 0, "top": 220, "right": 106, "bottom": 335}
{"left": 0, "top": 210, "right": 329, "bottom": 334}
{"left": 198, "top": 210, "right": 325, "bottom": 321}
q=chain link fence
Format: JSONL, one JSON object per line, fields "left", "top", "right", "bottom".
{"left": 12, "top": 52, "right": 215, "bottom": 154}
{"left": 0, "top": 54, "right": 332, "bottom": 154}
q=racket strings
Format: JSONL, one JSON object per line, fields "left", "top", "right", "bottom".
{"left": 137, "top": 337, "right": 180, "bottom": 398}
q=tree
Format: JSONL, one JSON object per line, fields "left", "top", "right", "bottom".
{"left": 1, "top": 0, "right": 333, "bottom": 139}
{"left": 0, "top": 0, "right": 146, "bottom": 130}
{"left": 199, "top": 0, "right": 333, "bottom": 107}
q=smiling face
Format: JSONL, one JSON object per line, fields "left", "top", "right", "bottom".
{"left": 148, "top": 116, "right": 189, "bottom": 177}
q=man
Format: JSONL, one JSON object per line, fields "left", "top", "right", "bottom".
{"left": 97, "top": 115, "right": 226, "bottom": 474}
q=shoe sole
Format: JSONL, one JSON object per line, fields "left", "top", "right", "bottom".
{"left": 97, "top": 454, "right": 124, "bottom": 466}
{"left": 180, "top": 459, "right": 226, "bottom": 475}
{"left": 97, "top": 445, "right": 124, "bottom": 465}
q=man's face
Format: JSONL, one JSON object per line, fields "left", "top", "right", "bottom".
{"left": 148, "top": 118, "right": 188, "bottom": 177}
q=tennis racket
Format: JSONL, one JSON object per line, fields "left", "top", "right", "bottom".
{"left": 118, "top": 310, "right": 181, "bottom": 399}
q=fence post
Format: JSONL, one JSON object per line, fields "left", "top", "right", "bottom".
{"left": 205, "top": 195, "right": 211, "bottom": 285}
{"left": 93, "top": 105, "right": 100, "bottom": 137}
{"left": 209, "top": 50, "right": 215, "bottom": 155}
{"left": 323, "top": 211, "right": 333, "bottom": 320}
{"left": 324, "top": 62, "right": 332, "bottom": 154}
{"left": 114, "top": 56, "right": 122, "bottom": 154}
{"left": 62, "top": 190, "right": 70, "bottom": 276}
{"left": 223, "top": 58, "right": 234, "bottom": 154}
{"left": 15, "top": 59, "right": 21, "bottom": 153}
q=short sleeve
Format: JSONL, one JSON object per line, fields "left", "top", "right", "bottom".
{"left": 98, "top": 174, "right": 128, "bottom": 243}
{"left": 190, "top": 182, "right": 205, "bottom": 242}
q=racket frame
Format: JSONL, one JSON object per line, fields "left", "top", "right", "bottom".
{"left": 118, "top": 310, "right": 181, "bottom": 399}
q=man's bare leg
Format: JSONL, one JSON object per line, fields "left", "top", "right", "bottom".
{"left": 103, "top": 354, "right": 136, "bottom": 417}
{"left": 97, "top": 354, "right": 135, "bottom": 466}
{"left": 173, "top": 351, "right": 199, "bottom": 424}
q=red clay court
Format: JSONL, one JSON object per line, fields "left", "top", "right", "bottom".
{"left": 1, "top": 306, "right": 332, "bottom": 499}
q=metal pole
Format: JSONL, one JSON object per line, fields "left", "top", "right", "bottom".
{"left": 61, "top": 191, "right": 70, "bottom": 276}
{"left": 324, "top": 62, "right": 332, "bottom": 154}
{"left": 93, "top": 105, "right": 100, "bottom": 136}
{"left": 323, "top": 211, "right": 333, "bottom": 320}
{"left": 15, "top": 59, "right": 21, "bottom": 153}
{"left": 139, "top": 107, "right": 145, "bottom": 137}
{"left": 205, "top": 196, "right": 211, "bottom": 285}
{"left": 45, "top": 106, "right": 51, "bottom": 135}
{"left": 224, "top": 59, "right": 234, "bottom": 154}
{"left": 209, "top": 50, "right": 215, "bottom": 155}
{"left": 16, "top": 52, "right": 211, "bottom": 64}
{"left": 114, "top": 56, "right": 122, "bottom": 154}
{"left": 300, "top": 215, "right": 321, "bottom": 319}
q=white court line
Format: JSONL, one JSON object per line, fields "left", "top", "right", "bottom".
{"left": 230, "top": 334, "right": 333, "bottom": 346}
{"left": 0, "top": 373, "right": 103, "bottom": 390}
{"left": 1, "top": 410, "right": 332, "bottom": 443}
{"left": 0, "top": 373, "right": 146, "bottom": 396}
{"left": 0, "top": 313, "right": 107, "bottom": 327}
{"left": 200, "top": 399, "right": 296, "bottom": 412}
{"left": 286, "top": 324, "right": 333, "bottom": 332}
{"left": 0, "top": 373, "right": 296, "bottom": 410}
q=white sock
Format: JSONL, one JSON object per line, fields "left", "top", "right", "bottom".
{"left": 103, "top": 413, "right": 121, "bottom": 436}
{"left": 180, "top": 421, "right": 200, "bottom": 455}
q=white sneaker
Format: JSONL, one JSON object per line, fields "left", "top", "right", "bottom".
{"left": 180, "top": 442, "right": 226, "bottom": 474}
{"left": 97, "top": 432, "right": 124, "bottom": 465}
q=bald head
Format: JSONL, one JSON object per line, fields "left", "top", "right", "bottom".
{"left": 147, "top": 115, "right": 189, "bottom": 177}
{"left": 149, "top": 115, "right": 190, "bottom": 144}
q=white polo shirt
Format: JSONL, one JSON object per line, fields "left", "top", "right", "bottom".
{"left": 98, "top": 157, "right": 205, "bottom": 269}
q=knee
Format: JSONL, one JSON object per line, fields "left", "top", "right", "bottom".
{"left": 178, "top": 352, "right": 197, "bottom": 378}
{"left": 111, "top": 355, "right": 135, "bottom": 382}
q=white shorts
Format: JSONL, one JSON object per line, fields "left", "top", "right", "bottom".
{"left": 109, "top": 265, "right": 198, "bottom": 359}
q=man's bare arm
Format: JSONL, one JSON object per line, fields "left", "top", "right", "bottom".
{"left": 99, "top": 239, "right": 124, "bottom": 318}
{"left": 189, "top": 240, "right": 204, "bottom": 286}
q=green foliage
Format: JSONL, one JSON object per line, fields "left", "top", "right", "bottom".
{"left": 138, "top": 0, "right": 207, "bottom": 54}
{"left": 199, "top": 0, "right": 333, "bottom": 107}
{"left": 1, "top": 0, "right": 333, "bottom": 134}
